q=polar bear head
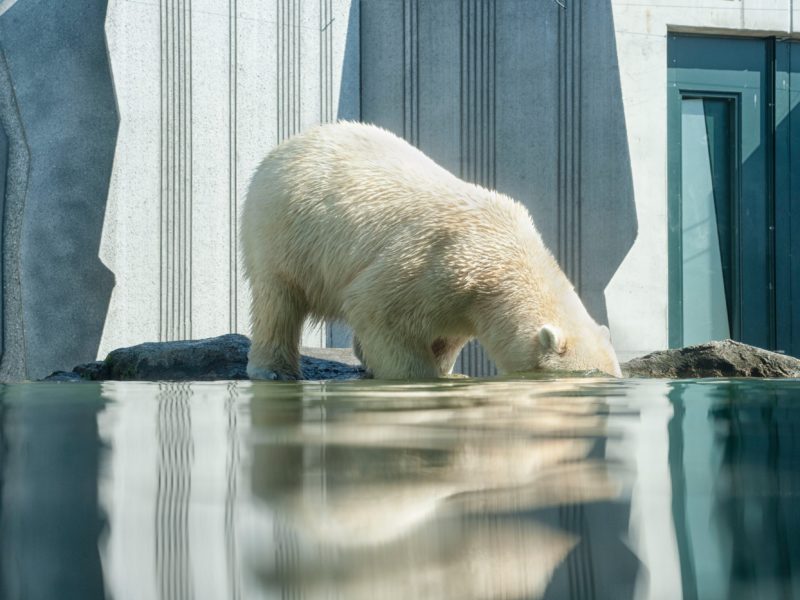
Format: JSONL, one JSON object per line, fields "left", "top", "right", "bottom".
{"left": 534, "top": 323, "right": 622, "bottom": 377}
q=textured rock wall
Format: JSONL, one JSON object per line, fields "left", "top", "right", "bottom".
{"left": 0, "top": 0, "right": 116, "bottom": 380}
{"left": 0, "top": 49, "right": 26, "bottom": 382}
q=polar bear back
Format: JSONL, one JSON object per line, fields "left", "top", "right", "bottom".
{"left": 241, "top": 122, "right": 553, "bottom": 322}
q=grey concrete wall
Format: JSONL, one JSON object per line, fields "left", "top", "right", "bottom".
{"left": 361, "top": 0, "right": 637, "bottom": 375}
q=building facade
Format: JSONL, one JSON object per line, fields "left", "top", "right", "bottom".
{"left": 0, "top": 0, "right": 798, "bottom": 379}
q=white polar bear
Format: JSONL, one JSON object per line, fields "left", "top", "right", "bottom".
{"left": 241, "top": 122, "right": 622, "bottom": 380}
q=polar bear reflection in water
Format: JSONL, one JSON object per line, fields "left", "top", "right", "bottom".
{"left": 242, "top": 378, "right": 630, "bottom": 599}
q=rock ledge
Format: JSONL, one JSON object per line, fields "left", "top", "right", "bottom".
{"left": 44, "top": 334, "right": 365, "bottom": 382}
{"left": 621, "top": 339, "right": 800, "bottom": 379}
{"left": 43, "top": 336, "right": 800, "bottom": 382}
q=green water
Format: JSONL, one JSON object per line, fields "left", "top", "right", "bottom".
{"left": 1, "top": 377, "right": 798, "bottom": 599}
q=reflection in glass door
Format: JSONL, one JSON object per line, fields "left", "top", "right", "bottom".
{"left": 680, "top": 97, "right": 735, "bottom": 345}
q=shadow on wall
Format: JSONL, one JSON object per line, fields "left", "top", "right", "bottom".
{"left": 0, "top": 1, "right": 17, "bottom": 17}
{"left": 577, "top": 1, "right": 637, "bottom": 326}
{"left": 357, "top": 0, "right": 636, "bottom": 327}
{"left": 0, "top": 0, "right": 117, "bottom": 380}
{"left": 337, "top": 0, "right": 361, "bottom": 123}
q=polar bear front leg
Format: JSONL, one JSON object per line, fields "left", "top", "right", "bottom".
{"left": 247, "top": 277, "right": 306, "bottom": 381}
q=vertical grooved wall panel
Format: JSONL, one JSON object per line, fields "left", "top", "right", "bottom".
{"left": 403, "top": 0, "right": 419, "bottom": 145}
{"left": 277, "top": 0, "right": 302, "bottom": 143}
{"left": 456, "top": 0, "right": 497, "bottom": 377}
{"left": 460, "top": 0, "right": 495, "bottom": 189}
{"left": 320, "top": 0, "right": 334, "bottom": 123}
{"left": 558, "top": 1, "right": 582, "bottom": 289}
{"left": 229, "top": 0, "right": 238, "bottom": 332}
{"left": 160, "top": 0, "right": 192, "bottom": 342}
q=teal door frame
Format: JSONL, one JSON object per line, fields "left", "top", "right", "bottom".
{"left": 668, "top": 34, "right": 777, "bottom": 351}
{"left": 774, "top": 41, "right": 800, "bottom": 356}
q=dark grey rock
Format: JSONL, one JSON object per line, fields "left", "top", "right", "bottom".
{"left": 40, "top": 361, "right": 107, "bottom": 382}
{"left": 101, "top": 334, "right": 250, "bottom": 381}
{"left": 73, "top": 361, "right": 109, "bottom": 380}
{"left": 300, "top": 347, "right": 364, "bottom": 380}
{"left": 46, "top": 336, "right": 797, "bottom": 382}
{"left": 622, "top": 339, "right": 800, "bottom": 379}
{"left": 42, "top": 370, "right": 85, "bottom": 382}
{"left": 42, "top": 334, "right": 365, "bottom": 382}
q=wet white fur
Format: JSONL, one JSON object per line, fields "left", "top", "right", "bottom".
{"left": 241, "top": 122, "right": 622, "bottom": 379}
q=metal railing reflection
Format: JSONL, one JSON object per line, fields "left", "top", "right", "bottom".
{"left": 155, "top": 383, "right": 195, "bottom": 600}
{"left": 224, "top": 381, "right": 242, "bottom": 600}
{"left": 99, "top": 381, "right": 248, "bottom": 600}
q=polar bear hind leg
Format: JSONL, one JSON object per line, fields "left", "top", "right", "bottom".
{"left": 352, "top": 333, "right": 467, "bottom": 378}
{"left": 431, "top": 336, "right": 470, "bottom": 376}
{"left": 352, "top": 328, "right": 440, "bottom": 380}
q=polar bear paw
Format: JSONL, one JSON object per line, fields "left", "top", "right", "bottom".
{"left": 246, "top": 363, "right": 301, "bottom": 381}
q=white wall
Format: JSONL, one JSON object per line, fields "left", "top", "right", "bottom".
{"left": 100, "top": 0, "right": 358, "bottom": 357}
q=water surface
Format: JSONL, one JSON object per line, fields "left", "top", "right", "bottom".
{"left": 1, "top": 377, "right": 798, "bottom": 599}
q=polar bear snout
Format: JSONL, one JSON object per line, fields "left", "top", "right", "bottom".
{"left": 532, "top": 323, "right": 622, "bottom": 378}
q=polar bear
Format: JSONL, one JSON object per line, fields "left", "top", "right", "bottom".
{"left": 241, "top": 122, "right": 622, "bottom": 380}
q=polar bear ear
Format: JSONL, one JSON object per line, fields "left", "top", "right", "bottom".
{"left": 538, "top": 325, "right": 566, "bottom": 355}
{"left": 599, "top": 325, "right": 611, "bottom": 340}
